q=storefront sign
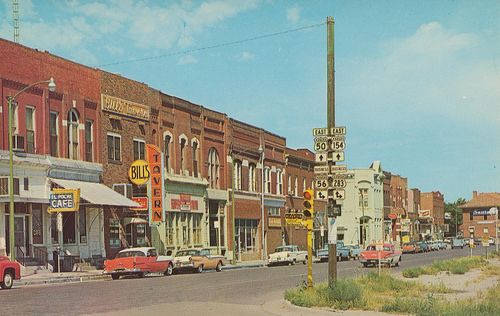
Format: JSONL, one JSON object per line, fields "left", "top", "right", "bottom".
{"left": 400, "top": 219, "right": 410, "bottom": 232}
{"left": 147, "top": 144, "right": 164, "bottom": 224}
{"left": 171, "top": 194, "right": 199, "bottom": 211}
{"left": 472, "top": 209, "right": 490, "bottom": 216}
{"left": 129, "top": 160, "right": 150, "bottom": 185}
{"left": 101, "top": 94, "right": 150, "bottom": 120}
{"left": 48, "top": 189, "right": 80, "bottom": 213}
{"left": 268, "top": 217, "right": 281, "bottom": 228}
{"left": 418, "top": 210, "right": 431, "bottom": 218}
{"left": 388, "top": 213, "right": 397, "bottom": 220}
{"left": 131, "top": 197, "right": 148, "bottom": 211}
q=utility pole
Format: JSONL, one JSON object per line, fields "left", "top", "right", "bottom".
{"left": 326, "top": 16, "right": 337, "bottom": 285}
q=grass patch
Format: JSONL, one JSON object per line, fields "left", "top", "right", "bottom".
{"left": 402, "top": 256, "right": 486, "bottom": 278}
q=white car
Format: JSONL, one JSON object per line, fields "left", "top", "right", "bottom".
{"left": 268, "top": 245, "right": 307, "bottom": 266}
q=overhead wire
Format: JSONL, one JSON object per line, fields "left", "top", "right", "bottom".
{"left": 97, "top": 21, "right": 325, "bottom": 67}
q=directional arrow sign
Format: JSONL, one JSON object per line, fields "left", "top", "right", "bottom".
{"left": 329, "top": 151, "right": 344, "bottom": 162}
{"left": 331, "top": 189, "right": 345, "bottom": 200}
{"left": 315, "top": 153, "right": 327, "bottom": 163}
{"left": 316, "top": 190, "right": 327, "bottom": 200}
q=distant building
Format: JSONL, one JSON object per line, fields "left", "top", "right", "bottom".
{"left": 460, "top": 191, "right": 500, "bottom": 241}
{"left": 336, "top": 161, "right": 384, "bottom": 247}
{"left": 420, "top": 191, "right": 445, "bottom": 240}
{"left": 407, "top": 188, "right": 421, "bottom": 241}
{"left": 383, "top": 172, "right": 408, "bottom": 243}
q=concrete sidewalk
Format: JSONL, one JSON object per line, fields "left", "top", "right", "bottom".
{"left": 16, "top": 259, "right": 267, "bottom": 287}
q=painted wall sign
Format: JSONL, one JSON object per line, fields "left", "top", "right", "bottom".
{"left": 147, "top": 144, "right": 164, "bottom": 224}
{"left": 171, "top": 194, "right": 199, "bottom": 211}
{"left": 472, "top": 209, "right": 490, "bottom": 216}
{"left": 131, "top": 197, "right": 148, "bottom": 211}
{"left": 48, "top": 189, "right": 80, "bottom": 212}
{"left": 129, "top": 160, "right": 150, "bottom": 185}
{"left": 101, "top": 94, "right": 150, "bottom": 120}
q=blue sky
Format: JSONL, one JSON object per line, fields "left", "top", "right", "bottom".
{"left": 1, "top": 0, "right": 499, "bottom": 202}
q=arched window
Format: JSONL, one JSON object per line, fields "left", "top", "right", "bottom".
{"left": 276, "top": 169, "right": 283, "bottom": 195}
{"left": 207, "top": 148, "right": 220, "bottom": 189}
{"left": 264, "top": 167, "right": 271, "bottom": 194}
{"left": 67, "top": 109, "right": 79, "bottom": 160}
{"left": 179, "top": 135, "right": 187, "bottom": 174}
{"left": 248, "top": 163, "right": 256, "bottom": 192}
{"left": 234, "top": 160, "right": 242, "bottom": 190}
{"left": 294, "top": 176, "right": 298, "bottom": 196}
{"left": 192, "top": 138, "right": 199, "bottom": 177}
{"left": 163, "top": 132, "right": 172, "bottom": 173}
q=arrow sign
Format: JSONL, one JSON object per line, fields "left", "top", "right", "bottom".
{"left": 329, "top": 151, "right": 344, "bottom": 162}
{"left": 331, "top": 189, "right": 345, "bottom": 200}
{"left": 315, "top": 153, "right": 327, "bottom": 163}
{"left": 316, "top": 190, "right": 327, "bottom": 200}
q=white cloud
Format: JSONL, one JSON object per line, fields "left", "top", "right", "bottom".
{"left": 237, "top": 51, "right": 254, "bottom": 61}
{"left": 286, "top": 5, "right": 300, "bottom": 24}
{"left": 178, "top": 54, "right": 198, "bottom": 65}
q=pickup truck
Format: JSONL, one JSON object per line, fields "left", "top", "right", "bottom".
{"left": 268, "top": 245, "right": 307, "bottom": 266}
{"left": 360, "top": 243, "right": 402, "bottom": 268}
{"left": 0, "top": 256, "right": 21, "bottom": 289}
{"left": 104, "top": 247, "right": 173, "bottom": 280}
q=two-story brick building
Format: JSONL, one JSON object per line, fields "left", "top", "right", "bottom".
{"left": 460, "top": 191, "right": 500, "bottom": 242}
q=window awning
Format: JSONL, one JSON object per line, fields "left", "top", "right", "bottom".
{"left": 123, "top": 217, "right": 148, "bottom": 226}
{"left": 50, "top": 178, "right": 140, "bottom": 208}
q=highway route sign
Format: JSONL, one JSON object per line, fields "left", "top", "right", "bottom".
{"left": 330, "top": 177, "right": 347, "bottom": 188}
{"left": 314, "top": 178, "right": 328, "bottom": 189}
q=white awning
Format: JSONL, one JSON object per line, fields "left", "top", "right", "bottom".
{"left": 123, "top": 217, "right": 148, "bottom": 226}
{"left": 50, "top": 178, "right": 140, "bottom": 208}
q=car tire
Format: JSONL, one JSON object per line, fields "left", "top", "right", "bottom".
{"left": 196, "top": 265, "right": 203, "bottom": 273}
{"left": 164, "top": 263, "right": 173, "bottom": 276}
{"left": 0, "top": 271, "right": 14, "bottom": 289}
{"left": 362, "top": 263, "right": 368, "bottom": 268}
{"left": 395, "top": 258, "right": 400, "bottom": 267}
{"left": 303, "top": 256, "right": 307, "bottom": 265}
{"left": 111, "top": 274, "right": 120, "bottom": 280}
{"left": 138, "top": 272, "right": 145, "bottom": 278}
{"left": 216, "top": 261, "right": 222, "bottom": 272}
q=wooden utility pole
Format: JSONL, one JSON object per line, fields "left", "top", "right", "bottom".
{"left": 326, "top": 16, "right": 337, "bottom": 284}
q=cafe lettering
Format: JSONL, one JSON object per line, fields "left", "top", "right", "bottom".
{"left": 48, "top": 189, "right": 80, "bottom": 213}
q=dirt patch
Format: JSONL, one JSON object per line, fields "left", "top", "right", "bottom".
{"left": 396, "top": 258, "right": 500, "bottom": 302}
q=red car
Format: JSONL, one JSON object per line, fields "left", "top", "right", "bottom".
{"left": 104, "top": 247, "right": 173, "bottom": 280}
{"left": 0, "top": 256, "right": 21, "bottom": 289}
{"left": 360, "top": 243, "right": 402, "bottom": 268}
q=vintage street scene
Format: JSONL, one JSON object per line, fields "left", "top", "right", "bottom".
{"left": 0, "top": 1, "right": 499, "bottom": 315}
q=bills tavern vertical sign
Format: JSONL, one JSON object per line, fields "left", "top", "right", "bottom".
{"left": 146, "top": 144, "right": 165, "bottom": 225}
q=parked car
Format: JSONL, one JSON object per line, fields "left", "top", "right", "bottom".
{"left": 451, "top": 238, "right": 465, "bottom": 249}
{"left": 336, "top": 245, "right": 351, "bottom": 261}
{"left": 173, "top": 248, "right": 225, "bottom": 273}
{"left": 360, "top": 243, "right": 402, "bottom": 268}
{"left": 416, "top": 241, "right": 430, "bottom": 252}
{"left": 104, "top": 247, "right": 173, "bottom": 280}
{"left": 345, "top": 245, "right": 362, "bottom": 260}
{"left": 429, "top": 241, "right": 440, "bottom": 251}
{"left": 316, "top": 246, "right": 329, "bottom": 262}
{"left": 268, "top": 245, "right": 307, "bottom": 266}
{"left": 489, "top": 237, "right": 496, "bottom": 245}
{"left": 444, "top": 237, "right": 452, "bottom": 244}
{"left": 436, "top": 240, "right": 447, "bottom": 250}
{"left": 0, "top": 256, "right": 21, "bottom": 289}
{"left": 402, "top": 242, "right": 418, "bottom": 254}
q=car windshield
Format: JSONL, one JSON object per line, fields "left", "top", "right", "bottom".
{"left": 275, "top": 246, "right": 293, "bottom": 252}
{"left": 176, "top": 250, "right": 200, "bottom": 256}
{"left": 116, "top": 250, "right": 145, "bottom": 258}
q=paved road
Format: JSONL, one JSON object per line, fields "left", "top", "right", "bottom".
{"left": 0, "top": 246, "right": 490, "bottom": 316}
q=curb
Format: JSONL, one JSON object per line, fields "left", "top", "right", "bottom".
{"left": 222, "top": 263, "right": 266, "bottom": 271}
{"left": 16, "top": 274, "right": 111, "bottom": 287}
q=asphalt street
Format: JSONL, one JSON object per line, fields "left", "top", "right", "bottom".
{"left": 0, "top": 246, "right": 491, "bottom": 316}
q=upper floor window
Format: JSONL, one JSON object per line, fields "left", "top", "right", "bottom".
{"left": 302, "top": 177, "right": 306, "bottom": 192}
{"left": 133, "top": 139, "right": 145, "bottom": 160}
{"left": 276, "top": 170, "right": 283, "bottom": 195}
{"left": 163, "top": 133, "right": 172, "bottom": 173}
{"left": 249, "top": 163, "right": 256, "bottom": 192}
{"left": 268, "top": 207, "right": 280, "bottom": 216}
{"left": 234, "top": 160, "right": 242, "bottom": 190}
{"left": 49, "top": 112, "right": 58, "bottom": 157}
{"left": 67, "top": 109, "right": 80, "bottom": 160}
{"left": 107, "top": 133, "right": 121, "bottom": 162}
{"left": 294, "top": 176, "right": 298, "bottom": 196}
{"left": 0, "top": 177, "right": 20, "bottom": 196}
{"left": 25, "top": 106, "right": 35, "bottom": 153}
{"left": 85, "top": 120, "right": 93, "bottom": 162}
{"left": 207, "top": 148, "right": 220, "bottom": 189}
{"left": 264, "top": 167, "right": 271, "bottom": 194}
{"left": 359, "top": 189, "right": 369, "bottom": 208}
{"left": 192, "top": 139, "right": 199, "bottom": 177}
{"left": 11, "top": 102, "right": 18, "bottom": 134}
{"left": 180, "top": 137, "right": 187, "bottom": 174}
{"left": 287, "top": 175, "right": 292, "bottom": 194}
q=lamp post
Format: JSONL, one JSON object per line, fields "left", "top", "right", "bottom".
{"left": 7, "top": 77, "right": 56, "bottom": 261}
{"left": 259, "top": 145, "right": 265, "bottom": 261}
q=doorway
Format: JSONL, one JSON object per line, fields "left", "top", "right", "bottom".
{"left": 5, "top": 215, "right": 29, "bottom": 258}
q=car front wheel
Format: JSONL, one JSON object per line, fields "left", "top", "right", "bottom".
{"left": 164, "top": 263, "right": 173, "bottom": 276}
{"left": 0, "top": 271, "right": 14, "bottom": 289}
{"left": 196, "top": 265, "right": 203, "bottom": 273}
{"left": 216, "top": 261, "right": 222, "bottom": 272}
{"left": 111, "top": 274, "right": 120, "bottom": 280}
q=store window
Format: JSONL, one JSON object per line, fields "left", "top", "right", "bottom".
{"left": 79, "top": 208, "right": 87, "bottom": 243}
{"left": 109, "top": 219, "right": 121, "bottom": 248}
{"left": 193, "top": 214, "right": 202, "bottom": 245}
{"left": 236, "top": 219, "right": 258, "bottom": 253}
{"left": 268, "top": 207, "right": 280, "bottom": 216}
{"left": 63, "top": 212, "right": 76, "bottom": 244}
{"left": 51, "top": 214, "right": 59, "bottom": 244}
{"left": 165, "top": 213, "right": 174, "bottom": 246}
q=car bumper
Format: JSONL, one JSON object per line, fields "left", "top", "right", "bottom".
{"left": 268, "top": 257, "right": 292, "bottom": 264}
{"left": 104, "top": 268, "right": 143, "bottom": 275}
{"left": 174, "top": 262, "right": 195, "bottom": 269}
{"left": 360, "top": 258, "right": 391, "bottom": 264}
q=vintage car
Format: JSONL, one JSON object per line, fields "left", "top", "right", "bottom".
{"left": 336, "top": 244, "right": 352, "bottom": 261}
{"left": 402, "top": 242, "right": 419, "bottom": 254}
{"left": 345, "top": 245, "right": 362, "bottom": 260}
{"left": 360, "top": 243, "right": 402, "bottom": 268}
{"left": 0, "top": 256, "right": 21, "bottom": 289}
{"left": 451, "top": 238, "right": 465, "bottom": 249}
{"left": 268, "top": 245, "right": 307, "bottom": 266}
{"left": 173, "top": 248, "right": 225, "bottom": 273}
{"left": 316, "top": 241, "right": 346, "bottom": 262}
{"left": 104, "top": 247, "right": 173, "bottom": 280}
{"left": 416, "top": 241, "right": 430, "bottom": 252}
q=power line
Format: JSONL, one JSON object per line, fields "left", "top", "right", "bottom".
{"left": 98, "top": 21, "right": 325, "bottom": 67}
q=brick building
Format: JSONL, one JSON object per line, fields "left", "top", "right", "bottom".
{"left": 0, "top": 39, "right": 136, "bottom": 265}
{"left": 460, "top": 191, "right": 500, "bottom": 242}
{"left": 383, "top": 172, "right": 408, "bottom": 243}
{"left": 420, "top": 191, "right": 445, "bottom": 240}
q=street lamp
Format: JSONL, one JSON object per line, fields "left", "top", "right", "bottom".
{"left": 8, "top": 77, "right": 56, "bottom": 261}
{"left": 258, "top": 145, "right": 265, "bottom": 260}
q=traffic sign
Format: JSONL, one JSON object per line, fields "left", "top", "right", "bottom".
{"left": 330, "top": 151, "right": 344, "bottom": 162}
{"left": 312, "top": 128, "right": 329, "bottom": 136}
{"left": 314, "top": 178, "right": 328, "bottom": 189}
{"left": 329, "top": 177, "right": 347, "bottom": 188}
{"left": 315, "top": 153, "right": 328, "bottom": 163}
{"left": 314, "top": 139, "right": 328, "bottom": 152}
{"left": 330, "top": 139, "right": 346, "bottom": 151}
{"left": 316, "top": 190, "right": 327, "bottom": 200}
{"left": 314, "top": 165, "right": 330, "bottom": 174}
{"left": 330, "top": 165, "right": 347, "bottom": 173}
{"left": 312, "top": 126, "right": 347, "bottom": 136}
{"left": 331, "top": 189, "right": 345, "bottom": 200}
{"left": 331, "top": 126, "right": 346, "bottom": 135}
